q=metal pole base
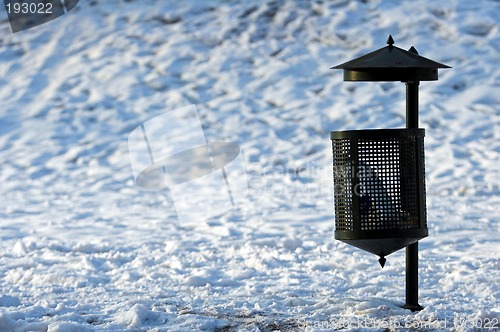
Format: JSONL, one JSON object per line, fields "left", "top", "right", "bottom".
{"left": 402, "top": 303, "right": 424, "bottom": 312}
{"left": 404, "top": 242, "right": 423, "bottom": 312}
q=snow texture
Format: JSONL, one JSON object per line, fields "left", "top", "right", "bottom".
{"left": 0, "top": 0, "right": 499, "bottom": 331}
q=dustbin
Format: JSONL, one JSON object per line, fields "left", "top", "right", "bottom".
{"left": 331, "top": 128, "right": 427, "bottom": 262}
{"left": 330, "top": 35, "right": 450, "bottom": 310}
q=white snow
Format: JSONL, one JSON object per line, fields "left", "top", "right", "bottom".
{"left": 0, "top": 0, "right": 499, "bottom": 331}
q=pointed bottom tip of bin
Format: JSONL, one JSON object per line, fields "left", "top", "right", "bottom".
{"left": 378, "top": 256, "right": 386, "bottom": 268}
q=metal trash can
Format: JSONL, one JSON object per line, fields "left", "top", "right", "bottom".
{"left": 331, "top": 128, "right": 428, "bottom": 263}
{"left": 330, "top": 35, "right": 450, "bottom": 310}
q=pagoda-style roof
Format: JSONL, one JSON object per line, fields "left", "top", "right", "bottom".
{"left": 332, "top": 35, "right": 450, "bottom": 81}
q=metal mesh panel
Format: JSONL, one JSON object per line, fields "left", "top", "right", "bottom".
{"left": 419, "top": 139, "right": 427, "bottom": 228}
{"left": 332, "top": 139, "right": 352, "bottom": 230}
{"left": 358, "top": 137, "right": 418, "bottom": 230}
{"left": 332, "top": 130, "right": 426, "bottom": 233}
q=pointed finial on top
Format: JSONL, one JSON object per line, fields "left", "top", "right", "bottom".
{"left": 387, "top": 35, "right": 395, "bottom": 46}
{"left": 408, "top": 46, "right": 419, "bottom": 54}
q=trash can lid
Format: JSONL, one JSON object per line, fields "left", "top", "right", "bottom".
{"left": 331, "top": 35, "right": 450, "bottom": 82}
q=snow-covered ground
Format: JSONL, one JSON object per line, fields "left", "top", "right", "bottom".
{"left": 0, "top": 0, "right": 498, "bottom": 331}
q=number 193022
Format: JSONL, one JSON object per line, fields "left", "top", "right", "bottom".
{"left": 6, "top": 1, "right": 53, "bottom": 14}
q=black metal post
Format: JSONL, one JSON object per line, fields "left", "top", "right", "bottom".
{"left": 406, "top": 81, "right": 419, "bottom": 129}
{"left": 403, "top": 81, "right": 424, "bottom": 311}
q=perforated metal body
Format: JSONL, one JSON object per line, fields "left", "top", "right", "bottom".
{"left": 331, "top": 128, "right": 428, "bottom": 257}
